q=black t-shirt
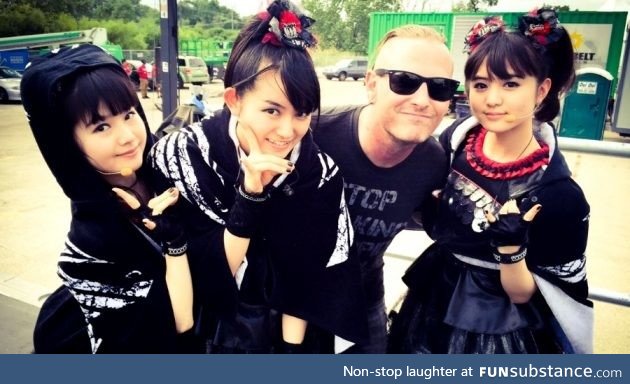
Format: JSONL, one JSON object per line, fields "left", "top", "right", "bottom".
{"left": 313, "top": 105, "right": 448, "bottom": 304}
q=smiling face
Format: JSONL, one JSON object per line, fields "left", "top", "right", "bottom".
{"left": 467, "top": 59, "right": 550, "bottom": 134}
{"left": 366, "top": 36, "right": 454, "bottom": 144}
{"left": 73, "top": 103, "right": 147, "bottom": 176}
{"left": 225, "top": 66, "right": 311, "bottom": 158}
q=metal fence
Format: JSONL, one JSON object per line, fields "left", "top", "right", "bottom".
{"left": 122, "top": 49, "right": 154, "bottom": 62}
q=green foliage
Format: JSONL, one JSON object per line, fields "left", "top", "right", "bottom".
{"left": 92, "top": 0, "right": 147, "bottom": 22}
{"left": 1, "top": 0, "right": 241, "bottom": 50}
{"left": 542, "top": 4, "right": 572, "bottom": 11}
{"left": 452, "top": 0, "right": 498, "bottom": 12}
{"left": 0, "top": 4, "right": 46, "bottom": 36}
{"left": 303, "top": 0, "right": 400, "bottom": 54}
{"left": 49, "top": 13, "right": 80, "bottom": 32}
{"left": 179, "top": 0, "right": 243, "bottom": 30}
{"left": 311, "top": 47, "right": 356, "bottom": 67}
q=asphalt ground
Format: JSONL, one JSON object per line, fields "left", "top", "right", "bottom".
{"left": 1, "top": 77, "right": 629, "bottom": 353}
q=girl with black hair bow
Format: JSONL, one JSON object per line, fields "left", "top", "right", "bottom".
{"left": 150, "top": 0, "right": 367, "bottom": 353}
{"left": 389, "top": 8, "right": 592, "bottom": 354}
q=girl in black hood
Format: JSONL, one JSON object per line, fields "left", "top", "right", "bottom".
{"left": 21, "top": 44, "right": 195, "bottom": 353}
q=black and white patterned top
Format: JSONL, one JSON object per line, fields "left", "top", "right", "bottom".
{"left": 149, "top": 109, "right": 368, "bottom": 346}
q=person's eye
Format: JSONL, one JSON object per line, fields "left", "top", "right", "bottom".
{"left": 93, "top": 123, "right": 111, "bottom": 133}
{"left": 295, "top": 112, "right": 310, "bottom": 120}
{"left": 125, "top": 110, "right": 137, "bottom": 120}
{"left": 263, "top": 108, "right": 280, "bottom": 116}
{"left": 505, "top": 81, "right": 520, "bottom": 88}
{"left": 472, "top": 82, "right": 487, "bottom": 90}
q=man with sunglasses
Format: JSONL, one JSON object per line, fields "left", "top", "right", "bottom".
{"left": 312, "top": 25, "right": 458, "bottom": 353}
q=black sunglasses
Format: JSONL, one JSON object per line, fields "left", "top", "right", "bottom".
{"left": 374, "top": 69, "right": 460, "bottom": 102}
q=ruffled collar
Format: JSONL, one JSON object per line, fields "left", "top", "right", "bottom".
{"left": 465, "top": 127, "right": 549, "bottom": 180}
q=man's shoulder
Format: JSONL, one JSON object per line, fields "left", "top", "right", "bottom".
{"left": 315, "top": 105, "right": 362, "bottom": 129}
{"left": 320, "top": 104, "right": 362, "bottom": 116}
{"left": 404, "top": 137, "right": 447, "bottom": 175}
{"left": 412, "top": 136, "right": 445, "bottom": 157}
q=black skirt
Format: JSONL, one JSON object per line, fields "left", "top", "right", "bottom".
{"left": 388, "top": 243, "right": 562, "bottom": 354}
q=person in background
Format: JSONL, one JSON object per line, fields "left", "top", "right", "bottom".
{"left": 150, "top": 0, "right": 367, "bottom": 353}
{"left": 121, "top": 58, "right": 132, "bottom": 77}
{"left": 21, "top": 44, "right": 196, "bottom": 353}
{"left": 189, "top": 86, "right": 210, "bottom": 121}
{"left": 152, "top": 62, "right": 161, "bottom": 97}
{"left": 388, "top": 9, "right": 592, "bottom": 354}
{"left": 312, "top": 25, "right": 456, "bottom": 353}
{"left": 138, "top": 59, "right": 149, "bottom": 99}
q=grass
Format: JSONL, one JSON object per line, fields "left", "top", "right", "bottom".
{"left": 310, "top": 47, "right": 360, "bottom": 67}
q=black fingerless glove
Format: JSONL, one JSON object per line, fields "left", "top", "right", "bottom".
{"left": 487, "top": 211, "right": 531, "bottom": 264}
{"left": 225, "top": 186, "right": 269, "bottom": 238}
{"left": 487, "top": 212, "right": 531, "bottom": 247}
{"left": 149, "top": 212, "right": 188, "bottom": 257}
{"left": 133, "top": 206, "right": 188, "bottom": 257}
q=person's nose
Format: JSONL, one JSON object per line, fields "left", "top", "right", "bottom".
{"left": 276, "top": 115, "right": 294, "bottom": 138}
{"left": 410, "top": 81, "right": 431, "bottom": 107}
{"left": 117, "top": 121, "right": 137, "bottom": 145}
{"left": 485, "top": 84, "right": 503, "bottom": 107}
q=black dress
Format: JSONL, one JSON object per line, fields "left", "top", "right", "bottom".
{"left": 389, "top": 118, "right": 593, "bottom": 354}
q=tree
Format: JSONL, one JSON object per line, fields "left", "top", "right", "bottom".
{"left": 92, "top": 0, "right": 147, "bottom": 22}
{"left": 0, "top": 0, "right": 239, "bottom": 49}
{"left": 0, "top": 4, "right": 47, "bottom": 36}
{"left": 452, "top": 0, "right": 498, "bottom": 12}
{"left": 542, "top": 4, "right": 573, "bottom": 11}
{"left": 179, "top": 0, "right": 242, "bottom": 30}
{"left": 303, "top": 0, "right": 400, "bottom": 54}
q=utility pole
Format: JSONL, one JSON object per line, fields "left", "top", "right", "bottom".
{"left": 159, "top": 0, "right": 178, "bottom": 118}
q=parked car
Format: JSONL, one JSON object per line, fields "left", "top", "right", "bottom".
{"left": 322, "top": 57, "right": 368, "bottom": 81}
{"left": 177, "top": 56, "right": 210, "bottom": 88}
{"left": 0, "top": 66, "right": 22, "bottom": 103}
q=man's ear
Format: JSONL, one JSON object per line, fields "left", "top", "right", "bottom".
{"left": 365, "top": 69, "right": 377, "bottom": 104}
{"left": 224, "top": 87, "right": 240, "bottom": 116}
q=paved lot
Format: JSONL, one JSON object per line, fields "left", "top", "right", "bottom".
{"left": 1, "top": 78, "right": 629, "bottom": 353}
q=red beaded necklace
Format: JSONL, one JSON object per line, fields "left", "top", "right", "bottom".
{"left": 465, "top": 127, "right": 550, "bottom": 180}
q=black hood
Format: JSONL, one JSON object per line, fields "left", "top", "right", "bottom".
{"left": 21, "top": 44, "right": 153, "bottom": 202}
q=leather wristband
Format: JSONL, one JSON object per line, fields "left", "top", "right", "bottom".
{"left": 493, "top": 245, "right": 527, "bottom": 264}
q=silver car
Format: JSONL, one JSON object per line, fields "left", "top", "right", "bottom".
{"left": 0, "top": 66, "right": 22, "bottom": 102}
{"left": 322, "top": 57, "right": 368, "bottom": 82}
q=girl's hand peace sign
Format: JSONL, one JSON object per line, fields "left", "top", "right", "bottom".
{"left": 113, "top": 187, "right": 188, "bottom": 256}
{"left": 238, "top": 124, "right": 294, "bottom": 195}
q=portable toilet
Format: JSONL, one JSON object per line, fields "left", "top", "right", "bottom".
{"left": 559, "top": 68, "right": 613, "bottom": 140}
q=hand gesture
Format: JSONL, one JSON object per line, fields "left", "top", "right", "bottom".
{"left": 484, "top": 199, "right": 542, "bottom": 248}
{"left": 113, "top": 187, "right": 188, "bottom": 256}
{"left": 239, "top": 125, "right": 294, "bottom": 194}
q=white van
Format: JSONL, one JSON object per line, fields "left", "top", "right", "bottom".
{"left": 177, "top": 56, "right": 210, "bottom": 88}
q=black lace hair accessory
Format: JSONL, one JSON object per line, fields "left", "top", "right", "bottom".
{"left": 518, "top": 8, "right": 564, "bottom": 47}
{"left": 260, "top": 0, "right": 317, "bottom": 50}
